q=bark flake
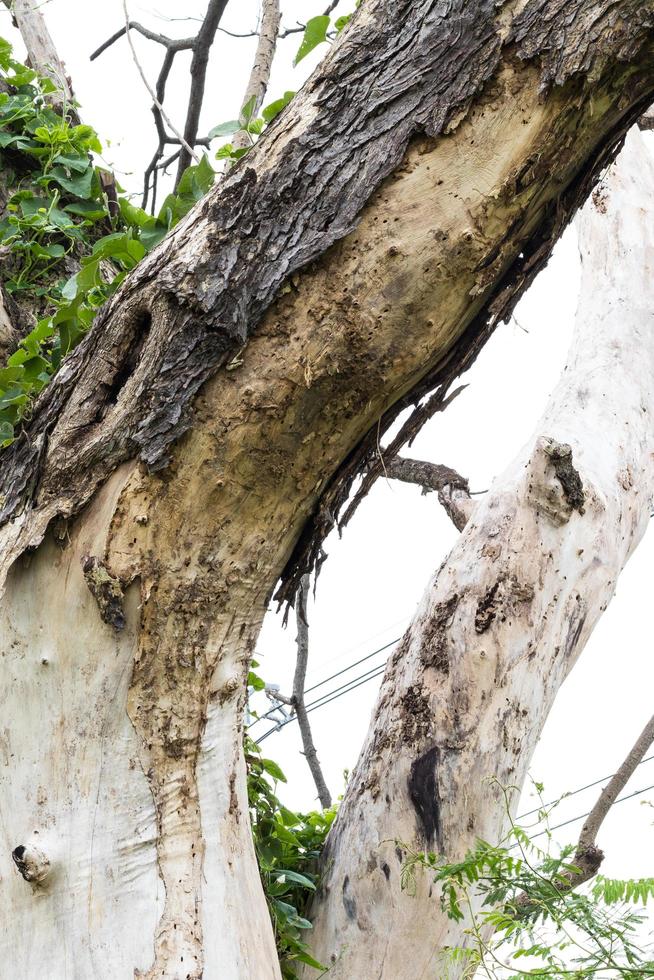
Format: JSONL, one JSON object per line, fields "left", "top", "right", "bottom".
{"left": 81, "top": 555, "right": 126, "bottom": 630}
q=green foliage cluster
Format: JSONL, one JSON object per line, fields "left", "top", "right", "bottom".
{"left": 400, "top": 789, "right": 654, "bottom": 978}
{"left": 245, "top": 733, "right": 336, "bottom": 979}
{"left": 0, "top": 36, "right": 216, "bottom": 447}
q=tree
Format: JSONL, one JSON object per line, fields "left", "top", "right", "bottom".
{"left": 1, "top": 1, "right": 654, "bottom": 978}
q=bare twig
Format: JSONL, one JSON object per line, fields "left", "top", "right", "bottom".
{"left": 92, "top": 2, "right": 223, "bottom": 210}
{"left": 279, "top": 0, "right": 340, "bottom": 38}
{"left": 232, "top": 0, "right": 280, "bottom": 152}
{"left": 175, "top": 0, "right": 229, "bottom": 187}
{"left": 3, "top": 0, "right": 74, "bottom": 107}
{"left": 122, "top": 1, "right": 199, "bottom": 172}
{"left": 293, "top": 574, "right": 332, "bottom": 809}
{"left": 515, "top": 711, "right": 654, "bottom": 916}
{"left": 385, "top": 455, "right": 474, "bottom": 531}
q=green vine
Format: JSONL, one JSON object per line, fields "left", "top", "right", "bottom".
{"left": 0, "top": 36, "right": 216, "bottom": 447}
{"left": 246, "top": 733, "right": 336, "bottom": 978}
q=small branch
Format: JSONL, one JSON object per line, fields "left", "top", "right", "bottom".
{"left": 175, "top": 0, "right": 229, "bottom": 188}
{"left": 293, "top": 574, "right": 332, "bottom": 809}
{"left": 515, "top": 711, "right": 654, "bottom": 916}
{"left": 89, "top": 22, "right": 195, "bottom": 62}
{"left": 385, "top": 455, "right": 475, "bottom": 531}
{"left": 122, "top": 1, "right": 199, "bottom": 170}
{"left": 279, "top": 1, "right": 340, "bottom": 38}
{"left": 232, "top": 0, "right": 280, "bottom": 152}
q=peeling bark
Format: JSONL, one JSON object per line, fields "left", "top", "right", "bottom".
{"left": 1, "top": 3, "right": 654, "bottom": 977}
{"left": 304, "top": 130, "right": 654, "bottom": 978}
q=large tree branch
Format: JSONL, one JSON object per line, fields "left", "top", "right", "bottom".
{"left": 305, "top": 128, "right": 654, "bottom": 978}
{"left": 2, "top": 0, "right": 654, "bottom": 600}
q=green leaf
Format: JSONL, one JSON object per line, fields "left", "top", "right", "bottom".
{"left": 261, "top": 758, "right": 287, "bottom": 782}
{"left": 273, "top": 869, "right": 316, "bottom": 890}
{"left": 240, "top": 95, "right": 257, "bottom": 123}
{"left": 262, "top": 91, "right": 295, "bottom": 124}
{"left": 53, "top": 152, "right": 92, "bottom": 173}
{"left": 294, "top": 15, "right": 330, "bottom": 65}
{"left": 64, "top": 200, "right": 108, "bottom": 220}
{"left": 48, "top": 164, "right": 94, "bottom": 199}
{"left": 209, "top": 119, "right": 240, "bottom": 138}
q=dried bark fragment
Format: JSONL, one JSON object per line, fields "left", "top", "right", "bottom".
{"left": 81, "top": 555, "right": 126, "bottom": 630}
{"left": 543, "top": 439, "right": 586, "bottom": 514}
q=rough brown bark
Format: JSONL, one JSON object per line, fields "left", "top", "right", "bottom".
{"left": 2, "top": 3, "right": 654, "bottom": 976}
{"left": 2, "top": 1, "right": 654, "bottom": 589}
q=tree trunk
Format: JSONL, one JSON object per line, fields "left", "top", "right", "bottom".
{"left": 305, "top": 129, "right": 654, "bottom": 978}
{"left": 1, "top": 3, "right": 654, "bottom": 977}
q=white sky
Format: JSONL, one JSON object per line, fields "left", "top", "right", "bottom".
{"left": 5, "top": 0, "right": 653, "bottom": 962}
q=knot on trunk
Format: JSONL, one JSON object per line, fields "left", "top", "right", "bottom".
{"left": 527, "top": 436, "right": 586, "bottom": 526}
{"left": 12, "top": 843, "right": 51, "bottom": 884}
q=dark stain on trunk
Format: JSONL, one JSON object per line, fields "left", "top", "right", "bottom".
{"left": 342, "top": 874, "right": 357, "bottom": 922}
{"left": 475, "top": 580, "right": 501, "bottom": 633}
{"left": 408, "top": 745, "right": 443, "bottom": 851}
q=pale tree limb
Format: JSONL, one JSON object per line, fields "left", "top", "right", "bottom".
{"left": 305, "top": 129, "right": 654, "bottom": 978}
{"left": 385, "top": 455, "right": 475, "bottom": 531}
{"left": 232, "top": 0, "right": 280, "bottom": 152}
{"left": 293, "top": 574, "right": 332, "bottom": 809}
{"left": 2, "top": 0, "right": 73, "bottom": 105}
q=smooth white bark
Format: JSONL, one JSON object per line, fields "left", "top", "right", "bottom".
{"left": 305, "top": 129, "right": 654, "bottom": 978}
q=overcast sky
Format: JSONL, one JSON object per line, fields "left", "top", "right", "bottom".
{"left": 5, "top": 0, "right": 653, "bottom": 960}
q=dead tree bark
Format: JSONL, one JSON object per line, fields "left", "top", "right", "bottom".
{"left": 1, "top": 3, "right": 654, "bottom": 978}
{"left": 304, "top": 129, "right": 654, "bottom": 978}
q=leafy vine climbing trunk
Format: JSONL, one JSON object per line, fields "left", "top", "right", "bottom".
{"left": 305, "top": 129, "right": 654, "bottom": 978}
{"left": 1, "top": 2, "right": 654, "bottom": 978}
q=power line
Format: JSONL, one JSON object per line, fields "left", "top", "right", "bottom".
{"left": 304, "top": 636, "right": 401, "bottom": 695}
{"left": 518, "top": 755, "right": 654, "bottom": 821}
{"left": 249, "top": 636, "right": 400, "bottom": 730}
{"left": 528, "top": 781, "right": 654, "bottom": 841}
{"left": 256, "top": 663, "right": 387, "bottom": 742}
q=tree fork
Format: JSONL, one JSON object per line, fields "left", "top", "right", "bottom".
{"left": 1, "top": 3, "right": 654, "bottom": 978}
